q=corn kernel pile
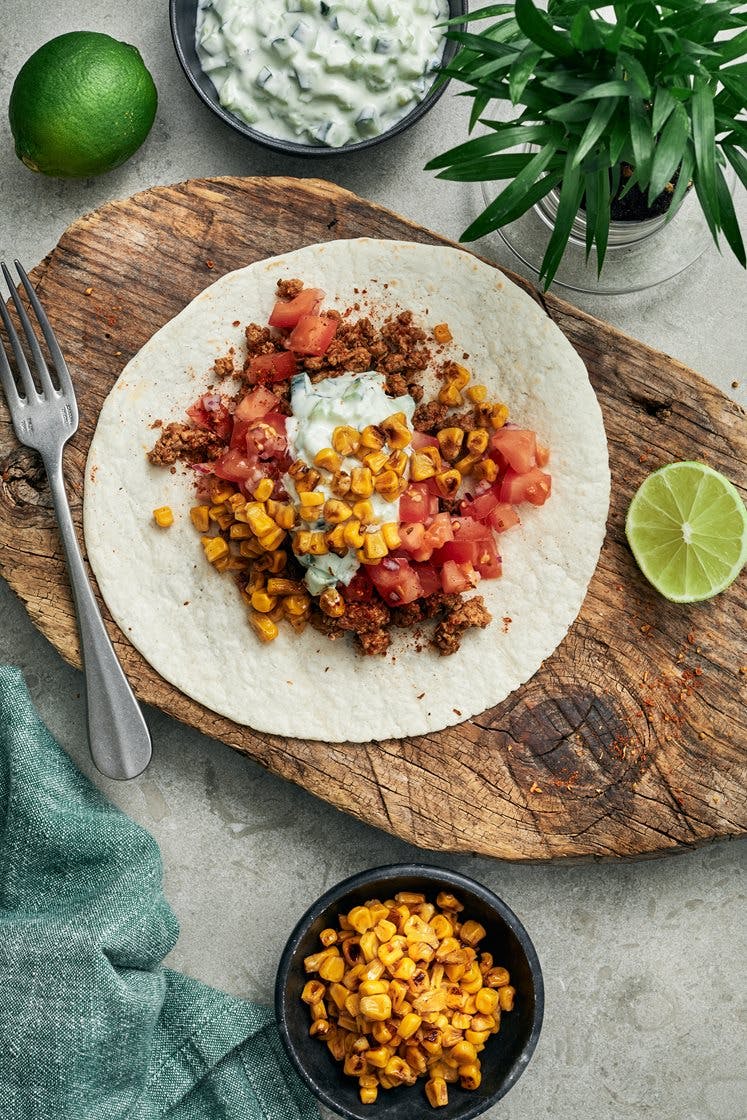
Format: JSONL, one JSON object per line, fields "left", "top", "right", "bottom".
{"left": 289, "top": 410, "right": 413, "bottom": 566}
{"left": 301, "top": 890, "right": 515, "bottom": 1108}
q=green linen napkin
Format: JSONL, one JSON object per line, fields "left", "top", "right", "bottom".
{"left": 0, "top": 665, "right": 318, "bottom": 1120}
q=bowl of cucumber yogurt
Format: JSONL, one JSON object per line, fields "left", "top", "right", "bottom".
{"left": 170, "top": 0, "right": 467, "bottom": 154}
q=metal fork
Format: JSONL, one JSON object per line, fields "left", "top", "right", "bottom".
{"left": 0, "top": 260, "right": 151, "bottom": 780}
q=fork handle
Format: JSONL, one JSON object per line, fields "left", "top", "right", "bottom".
{"left": 44, "top": 449, "right": 152, "bottom": 780}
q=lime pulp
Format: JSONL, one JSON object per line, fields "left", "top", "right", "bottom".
{"left": 625, "top": 461, "right": 747, "bottom": 603}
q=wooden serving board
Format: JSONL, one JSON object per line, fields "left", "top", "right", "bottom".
{"left": 1, "top": 176, "right": 744, "bottom": 860}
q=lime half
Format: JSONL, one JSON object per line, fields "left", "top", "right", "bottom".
{"left": 625, "top": 461, "right": 747, "bottom": 603}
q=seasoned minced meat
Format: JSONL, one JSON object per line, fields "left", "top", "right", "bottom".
{"left": 147, "top": 423, "right": 223, "bottom": 466}
{"left": 433, "top": 596, "right": 492, "bottom": 656}
{"left": 413, "top": 400, "right": 448, "bottom": 433}
{"left": 357, "top": 628, "right": 391, "bottom": 656}
{"left": 339, "top": 600, "right": 391, "bottom": 633}
{"left": 311, "top": 599, "right": 392, "bottom": 656}
{"left": 243, "top": 324, "right": 279, "bottom": 358}
{"left": 276, "top": 278, "right": 304, "bottom": 299}
{"left": 421, "top": 592, "right": 462, "bottom": 619}
{"left": 302, "top": 310, "right": 431, "bottom": 391}
{"left": 391, "top": 601, "right": 425, "bottom": 628}
{"left": 213, "top": 353, "right": 235, "bottom": 377}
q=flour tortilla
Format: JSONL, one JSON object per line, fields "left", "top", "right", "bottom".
{"left": 84, "top": 240, "right": 609, "bottom": 742}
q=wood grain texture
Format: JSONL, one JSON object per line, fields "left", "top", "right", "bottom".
{"left": 1, "top": 176, "right": 744, "bottom": 860}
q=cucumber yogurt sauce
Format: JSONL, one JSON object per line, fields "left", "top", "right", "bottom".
{"left": 285, "top": 370, "right": 415, "bottom": 595}
{"left": 195, "top": 0, "right": 450, "bottom": 148}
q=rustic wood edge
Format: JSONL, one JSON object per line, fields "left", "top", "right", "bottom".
{"left": 1, "top": 175, "right": 744, "bottom": 863}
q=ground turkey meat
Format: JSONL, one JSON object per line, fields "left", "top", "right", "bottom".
{"left": 276, "top": 278, "right": 305, "bottom": 299}
{"left": 391, "top": 601, "right": 425, "bottom": 628}
{"left": 147, "top": 423, "right": 223, "bottom": 466}
{"left": 413, "top": 400, "right": 449, "bottom": 434}
{"left": 420, "top": 591, "right": 462, "bottom": 619}
{"left": 243, "top": 324, "right": 280, "bottom": 360}
{"left": 312, "top": 599, "right": 391, "bottom": 655}
{"left": 433, "top": 596, "right": 492, "bottom": 655}
{"left": 213, "top": 353, "right": 235, "bottom": 377}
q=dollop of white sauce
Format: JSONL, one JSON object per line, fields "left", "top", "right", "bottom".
{"left": 285, "top": 370, "right": 415, "bottom": 595}
{"left": 196, "top": 0, "right": 450, "bottom": 148}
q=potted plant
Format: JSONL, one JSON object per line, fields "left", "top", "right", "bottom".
{"left": 426, "top": 0, "right": 747, "bottom": 288}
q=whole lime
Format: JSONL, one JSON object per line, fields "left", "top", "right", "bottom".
{"left": 9, "top": 31, "right": 158, "bottom": 178}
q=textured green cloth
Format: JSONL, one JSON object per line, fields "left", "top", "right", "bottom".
{"left": 0, "top": 666, "right": 318, "bottom": 1120}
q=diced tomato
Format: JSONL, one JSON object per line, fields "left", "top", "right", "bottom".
{"left": 367, "top": 557, "right": 423, "bottom": 606}
{"left": 441, "top": 560, "right": 479, "bottom": 594}
{"left": 411, "top": 431, "right": 440, "bottom": 451}
{"left": 412, "top": 563, "right": 440, "bottom": 598}
{"left": 460, "top": 489, "right": 500, "bottom": 523}
{"left": 399, "top": 482, "right": 439, "bottom": 524}
{"left": 288, "top": 314, "right": 338, "bottom": 356}
{"left": 234, "top": 386, "right": 281, "bottom": 422}
{"left": 488, "top": 503, "right": 520, "bottom": 533}
{"left": 432, "top": 515, "right": 501, "bottom": 579}
{"left": 423, "top": 512, "right": 455, "bottom": 549}
{"left": 268, "top": 287, "right": 324, "bottom": 329}
{"left": 211, "top": 449, "right": 262, "bottom": 487}
{"left": 499, "top": 467, "right": 552, "bottom": 506}
{"left": 342, "top": 572, "right": 374, "bottom": 603}
{"left": 229, "top": 417, "right": 250, "bottom": 452}
{"left": 246, "top": 351, "right": 298, "bottom": 385}
{"left": 490, "top": 428, "right": 538, "bottom": 474}
{"left": 409, "top": 512, "right": 455, "bottom": 562}
{"left": 399, "top": 522, "right": 426, "bottom": 552}
{"left": 450, "top": 515, "right": 489, "bottom": 542}
{"left": 433, "top": 538, "right": 478, "bottom": 567}
{"left": 473, "top": 535, "right": 502, "bottom": 579}
{"left": 536, "top": 443, "right": 550, "bottom": 468}
{"left": 186, "top": 393, "right": 233, "bottom": 440}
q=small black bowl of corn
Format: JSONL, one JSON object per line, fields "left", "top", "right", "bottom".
{"left": 274, "top": 864, "right": 544, "bottom": 1119}
{"left": 170, "top": 0, "right": 468, "bottom": 156}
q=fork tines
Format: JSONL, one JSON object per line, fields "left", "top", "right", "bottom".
{"left": 0, "top": 260, "right": 72, "bottom": 402}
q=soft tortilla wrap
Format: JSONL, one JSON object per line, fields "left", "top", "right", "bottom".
{"left": 84, "top": 239, "right": 610, "bottom": 741}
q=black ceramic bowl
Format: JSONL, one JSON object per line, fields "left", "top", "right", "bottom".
{"left": 275, "top": 864, "right": 544, "bottom": 1120}
{"left": 170, "top": 0, "right": 468, "bottom": 157}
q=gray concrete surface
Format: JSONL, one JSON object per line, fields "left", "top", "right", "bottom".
{"left": 1, "top": 4, "right": 746, "bottom": 1119}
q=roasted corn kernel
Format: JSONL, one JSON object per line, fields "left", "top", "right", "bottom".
{"left": 438, "top": 381, "right": 462, "bottom": 407}
{"left": 381, "top": 522, "right": 401, "bottom": 550}
{"left": 433, "top": 323, "right": 452, "bottom": 344}
{"left": 248, "top": 612, "right": 278, "bottom": 643}
{"left": 332, "top": 425, "right": 360, "bottom": 456}
{"left": 189, "top": 505, "right": 210, "bottom": 533}
{"left": 437, "top": 427, "right": 464, "bottom": 463}
{"left": 490, "top": 403, "right": 509, "bottom": 429}
{"left": 350, "top": 466, "right": 374, "bottom": 497}
{"left": 252, "top": 478, "right": 274, "bottom": 502}
{"left": 409, "top": 450, "right": 438, "bottom": 481}
{"left": 473, "top": 458, "right": 498, "bottom": 484}
{"left": 324, "top": 498, "right": 353, "bottom": 524}
{"left": 319, "top": 587, "right": 346, "bottom": 618}
{"left": 374, "top": 469, "right": 401, "bottom": 499}
{"left": 434, "top": 469, "right": 461, "bottom": 499}
{"left": 330, "top": 471, "right": 352, "bottom": 497}
{"left": 201, "top": 536, "right": 229, "bottom": 564}
{"left": 466, "top": 384, "right": 487, "bottom": 403}
{"left": 251, "top": 590, "right": 278, "bottom": 613}
{"left": 314, "top": 447, "right": 342, "bottom": 472}
{"left": 466, "top": 429, "right": 489, "bottom": 456}
{"left": 362, "top": 530, "right": 388, "bottom": 561}
{"left": 153, "top": 506, "right": 174, "bottom": 528}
